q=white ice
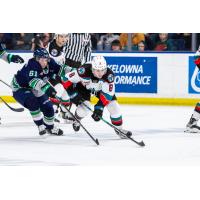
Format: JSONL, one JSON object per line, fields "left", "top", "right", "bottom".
{"left": 0, "top": 103, "right": 200, "bottom": 166}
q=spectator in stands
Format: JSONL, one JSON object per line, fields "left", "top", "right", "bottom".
{"left": 131, "top": 40, "right": 146, "bottom": 51}
{"left": 168, "top": 33, "right": 186, "bottom": 50}
{"left": 12, "top": 33, "right": 34, "bottom": 50}
{"left": 183, "top": 33, "right": 191, "bottom": 51}
{"left": 144, "top": 33, "right": 154, "bottom": 50}
{"left": 31, "top": 33, "right": 43, "bottom": 51}
{"left": 97, "top": 33, "right": 119, "bottom": 50}
{"left": 137, "top": 41, "right": 146, "bottom": 51}
{"left": 111, "top": 39, "right": 121, "bottom": 51}
{"left": 31, "top": 33, "right": 52, "bottom": 51}
{"left": 90, "top": 33, "right": 98, "bottom": 50}
{"left": 153, "top": 33, "right": 176, "bottom": 51}
{"left": 0, "top": 33, "right": 193, "bottom": 52}
{"left": 119, "top": 33, "right": 145, "bottom": 51}
{"left": 0, "top": 33, "right": 13, "bottom": 49}
{"left": 42, "top": 33, "right": 51, "bottom": 48}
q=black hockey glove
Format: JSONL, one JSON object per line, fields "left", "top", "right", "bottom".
{"left": 46, "top": 87, "right": 57, "bottom": 98}
{"left": 8, "top": 54, "right": 24, "bottom": 64}
{"left": 71, "top": 93, "right": 84, "bottom": 106}
{"left": 91, "top": 109, "right": 103, "bottom": 122}
{"left": 50, "top": 75, "right": 62, "bottom": 84}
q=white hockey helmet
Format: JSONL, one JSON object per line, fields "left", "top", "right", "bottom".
{"left": 92, "top": 56, "right": 107, "bottom": 71}
{"left": 54, "top": 33, "right": 69, "bottom": 39}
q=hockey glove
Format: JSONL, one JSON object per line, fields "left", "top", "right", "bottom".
{"left": 49, "top": 75, "right": 62, "bottom": 84}
{"left": 91, "top": 109, "right": 103, "bottom": 122}
{"left": 71, "top": 93, "right": 84, "bottom": 106}
{"left": 8, "top": 54, "right": 24, "bottom": 64}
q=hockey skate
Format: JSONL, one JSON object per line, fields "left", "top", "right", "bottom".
{"left": 61, "top": 111, "right": 75, "bottom": 124}
{"left": 114, "top": 128, "right": 132, "bottom": 139}
{"left": 38, "top": 124, "right": 47, "bottom": 135}
{"left": 46, "top": 126, "right": 63, "bottom": 136}
{"left": 185, "top": 117, "right": 200, "bottom": 133}
{"left": 72, "top": 121, "right": 80, "bottom": 132}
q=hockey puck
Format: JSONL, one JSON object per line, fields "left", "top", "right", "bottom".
{"left": 126, "top": 131, "right": 132, "bottom": 137}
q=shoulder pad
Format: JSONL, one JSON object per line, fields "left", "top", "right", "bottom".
{"left": 77, "top": 64, "right": 92, "bottom": 78}
{"left": 104, "top": 68, "right": 115, "bottom": 83}
{"left": 77, "top": 66, "right": 86, "bottom": 75}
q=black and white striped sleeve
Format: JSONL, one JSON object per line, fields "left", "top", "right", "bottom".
{"left": 84, "top": 37, "right": 92, "bottom": 63}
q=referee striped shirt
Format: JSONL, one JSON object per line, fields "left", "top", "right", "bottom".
{"left": 65, "top": 33, "right": 92, "bottom": 64}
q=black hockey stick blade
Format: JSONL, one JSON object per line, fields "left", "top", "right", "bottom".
{"left": 73, "top": 115, "right": 99, "bottom": 146}
{"left": 139, "top": 140, "right": 145, "bottom": 147}
{"left": 115, "top": 129, "right": 145, "bottom": 147}
{"left": 0, "top": 97, "right": 24, "bottom": 112}
{"left": 60, "top": 104, "right": 99, "bottom": 146}
{"left": 82, "top": 102, "right": 145, "bottom": 147}
{"left": 73, "top": 117, "right": 99, "bottom": 145}
{"left": 127, "top": 135, "right": 145, "bottom": 147}
{"left": 95, "top": 139, "right": 99, "bottom": 145}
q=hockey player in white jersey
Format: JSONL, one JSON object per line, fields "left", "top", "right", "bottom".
{"left": 46, "top": 34, "right": 72, "bottom": 122}
{"left": 46, "top": 34, "right": 68, "bottom": 66}
{"left": 61, "top": 55, "right": 132, "bottom": 139}
{"left": 185, "top": 47, "right": 200, "bottom": 133}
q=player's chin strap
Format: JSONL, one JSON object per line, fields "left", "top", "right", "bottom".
{"left": 81, "top": 102, "right": 145, "bottom": 147}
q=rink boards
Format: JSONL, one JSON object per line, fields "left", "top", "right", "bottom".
{"left": 1, "top": 95, "right": 200, "bottom": 106}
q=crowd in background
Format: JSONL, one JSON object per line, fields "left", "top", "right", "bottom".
{"left": 0, "top": 33, "right": 196, "bottom": 52}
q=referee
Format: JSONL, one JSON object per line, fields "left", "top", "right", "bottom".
{"left": 64, "top": 33, "right": 92, "bottom": 69}
{"left": 60, "top": 33, "right": 92, "bottom": 123}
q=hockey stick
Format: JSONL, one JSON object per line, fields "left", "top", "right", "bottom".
{"left": 47, "top": 80, "right": 99, "bottom": 145}
{"left": 60, "top": 105, "right": 99, "bottom": 146}
{"left": 0, "top": 96, "right": 24, "bottom": 112}
{"left": 0, "top": 79, "right": 24, "bottom": 112}
{"left": 82, "top": 102, "right": 145, "bottom": 147}
{"left": 0, "top": 79, "right": 12, "bottom": 89}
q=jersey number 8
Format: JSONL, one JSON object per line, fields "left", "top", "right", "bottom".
{"left": 109, "top": 84, "right": 113, "bottom": 92}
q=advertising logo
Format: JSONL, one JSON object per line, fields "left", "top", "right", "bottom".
{"left": 105, "top": 56, "right": 157, "bottom": 93}
{"left": 188, "top": 56, "right": 200, "bottom": 93}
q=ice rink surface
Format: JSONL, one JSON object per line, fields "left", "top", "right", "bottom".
{"left": 0, "top": 103, "right": 200, "bottom": 166}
